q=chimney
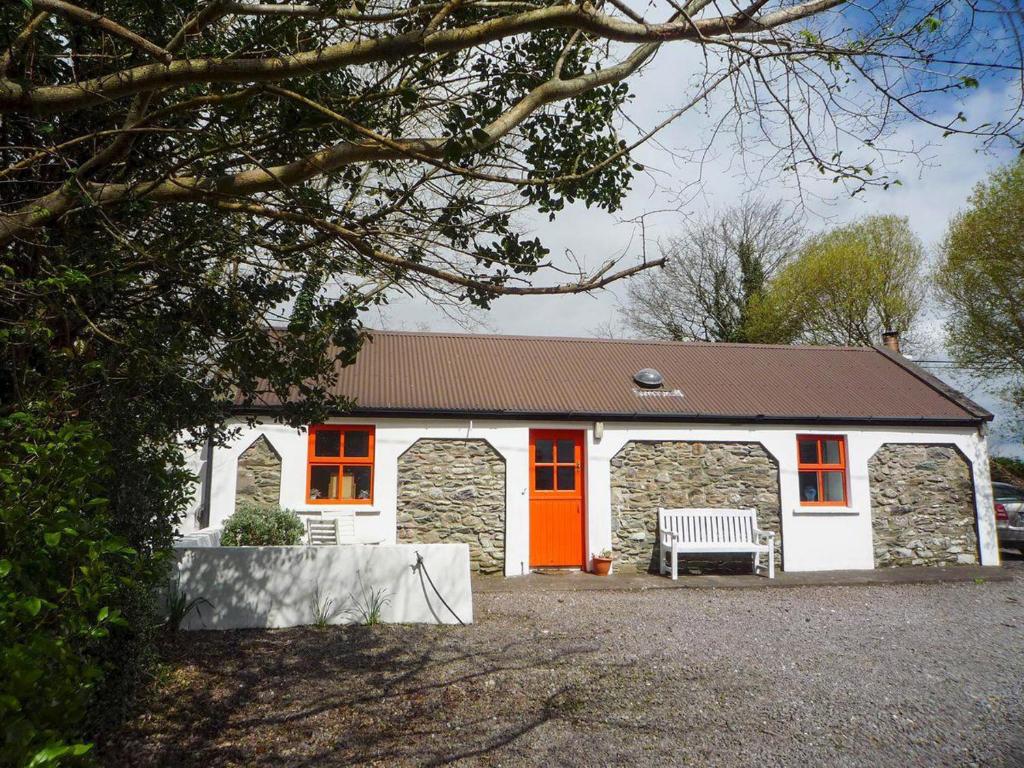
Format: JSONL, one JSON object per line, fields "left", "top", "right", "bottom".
{"left": 881, "top": 330, "right": 901, "bottom": 354}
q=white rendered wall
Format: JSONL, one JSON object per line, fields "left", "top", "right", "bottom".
{"left": 175, "top": 439, "right": 210, "bottom": 535}
{"left": 589, "top": 422, "right": 999, "bottom": 572}
{"left": 205, "top": 417, "right": 999, "bottom": 576}
{"left": 172, "top": 542, "right": 472, "bottom": 628}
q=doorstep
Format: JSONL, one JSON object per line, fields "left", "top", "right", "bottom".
{"left": 472, "top": 565, "right": 1013, "bottom": 593}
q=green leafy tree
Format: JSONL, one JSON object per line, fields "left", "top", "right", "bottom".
{"left": 622, "top": 200, "right": 803, "bottom": 342}
{"left": 0, "top": 0, "right": 1021, "bottom": 763}
{"left": 935, "top": 157, "right": 1024, "bottom": 414}
{"left": 749, "top": 215, "right": 928, "bottom": 349}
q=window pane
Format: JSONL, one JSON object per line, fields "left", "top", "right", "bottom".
{"left": 821, "top": 439, "right": 842, "bottom": 465}
{"left": 344, "top": 429, "right": 370, "bottom": 458}
{"left": 314, "top": 429, "right": 341, "bottom": 457}
{"left": 798, "top": 439, "right": 818, "bottom": 465}
{"left": 821, "top": 471, "right": 845, "bottom": 503}
{"left": 557, "top": 466, "right": 576, "bottom": 491}
{"left": 535, "top": 466, "right": 554, "bottom": 490}
{"left": 799, "top": 471, "right": 820, "bottom": 503}
{"left": 310, "top": 465, "right": 339, "bottom": 500}
{"left": 535, "top": 440, "right": 554, "bottom": 463}
{"left": 556, "top": 439, "right": 576, "bottom": 464}
{"left": 341, "top": 466, "right": 372, "bottom": 500}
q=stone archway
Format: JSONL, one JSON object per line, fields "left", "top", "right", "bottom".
{"left": 609, "top": 441, "right": 782, "bottom": 573}
{"left": 868, "top": 443, "right": 979, "bottom": 566}
{"left": 235, "top": 435, "right": 282, "bottom": 509}
{"left": 397, "top": 439, "right": 507, "bottom": 574}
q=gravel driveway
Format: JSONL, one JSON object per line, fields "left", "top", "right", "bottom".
{"left": 104, "top": 557, "right": 1024, "bottom": 767}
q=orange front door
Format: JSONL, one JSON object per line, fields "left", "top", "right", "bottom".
{"left": 529, "top": 429, "right": 585, "bottom": 568}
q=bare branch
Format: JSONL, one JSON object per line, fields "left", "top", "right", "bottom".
{"left": 212, "top": 200, "right": 666, "bottom": 296}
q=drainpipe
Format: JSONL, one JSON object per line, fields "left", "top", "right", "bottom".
{"left": 199, "top": 435, "right": 214, "bottom": 529}
{"left": 881, "top": 330, "right": 901, "bottom": 354}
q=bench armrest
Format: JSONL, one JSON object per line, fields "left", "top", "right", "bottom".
{"left": 661, "top": 530, "right": 679, "bottom": 546}
{"left": 752, "top": 528, "right": 775, "bottom": 542}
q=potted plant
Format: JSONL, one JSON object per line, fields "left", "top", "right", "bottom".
{"left": 591, "top": 549, "right": 614, "bottom": 576}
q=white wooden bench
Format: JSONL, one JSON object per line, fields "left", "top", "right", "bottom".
{"left": 658, "top": 507, "right": 775, "bottom": 580}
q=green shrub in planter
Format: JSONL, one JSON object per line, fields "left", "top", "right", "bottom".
{"left": 221, "top": 504, "right": 305, "bottom": 546}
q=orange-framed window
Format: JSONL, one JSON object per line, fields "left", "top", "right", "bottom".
{"left": 796, "top": 435, "right": 848, "bottom": 506}
{"left": 306, "top": 425, "right": 375, "bottom": 504}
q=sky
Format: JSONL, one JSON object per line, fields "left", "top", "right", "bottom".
{"left": 367, "top": 13, "right": 1023, "bottom": 455}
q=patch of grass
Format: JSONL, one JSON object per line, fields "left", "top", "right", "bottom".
{"left": 164, "top": 577, "right": 212, "bottom": 633}
{"left": 349, "top": 582, "right": 390, "bottom": 626}
{"left": 311, "top": 582, "right": 336, "bottom": 628}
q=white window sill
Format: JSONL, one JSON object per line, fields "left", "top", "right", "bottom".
{"left": 792, "top": 507, "right": 859, "bottom": 516}
{"left": 298, "top": 506, "right": 380, "bottom": 516}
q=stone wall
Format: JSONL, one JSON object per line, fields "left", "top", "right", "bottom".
{"left": 397, "top": 439, "right": 506, "bottom": 574}
{"left": 869, "top": 443, "right": 979, "bottom": 567}
{"left": 610, "top": 441, "right": 782, "bottom": 573}
{"left": 235, "top": 435, "right": 282, "bottom": 509}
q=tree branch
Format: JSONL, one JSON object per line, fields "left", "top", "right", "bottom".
{"left": 0, "top": 0, "right": 844, "bottom": 115}
{"left": 0, "top": 10, "right": 49, "bottom": 77}
{"left": 211, "top": 200, "right": 667, "bottom": 296}
{"left": 0, "top": 40, "right": 660, "bottom": 244}
{"left": 30, "top": 0, "right": 174, "bottom": 64}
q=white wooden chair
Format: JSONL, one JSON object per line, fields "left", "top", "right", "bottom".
{"left": 658, "top": 507, "right": 775, "bottom": 580}
{"left": 306, "top": 515, "right": 356, "bottom": 545}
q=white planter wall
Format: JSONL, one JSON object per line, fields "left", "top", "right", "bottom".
{"left": 201, "top": 417, "right": 999, "bottom": 576}
{"left": 172, "top": 542, "right": 472, "bottom": 629}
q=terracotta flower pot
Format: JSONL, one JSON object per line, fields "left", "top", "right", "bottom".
{"left": 592, "top": 557, "right": 613, "bottom": 576}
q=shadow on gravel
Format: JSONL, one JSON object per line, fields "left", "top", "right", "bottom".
{"left": 98, "top": 625, "right": 633, "bottom": 767}
{"left": 99, "top": 564, "right": 1024, "bottom": 768}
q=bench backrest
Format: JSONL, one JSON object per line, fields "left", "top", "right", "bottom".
{"left": 659, "top": 507, "right": 758, "bottom": 545}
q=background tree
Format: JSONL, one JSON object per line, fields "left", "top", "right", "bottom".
{"left": 0, "top": 0, "right": 1022, "bottom": 763}
{"left": 748, "top": 215, "right": 928, "bottom": 349}
{"left": 935, "top": 157, "right": 1024, "bottom": 415}
{"left": 621, "top": 199, "right": 803, "bottom": 342}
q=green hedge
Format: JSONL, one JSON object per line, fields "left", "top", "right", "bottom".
{"left": 221, "top": 504, "right": 305, "bottom": 547}
{"left": 0, "top": 414, "right": 172, "bottom": 767}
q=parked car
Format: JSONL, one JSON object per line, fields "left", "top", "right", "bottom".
{"left": 993, "top": 482, "right": 1024, "bottom": 552}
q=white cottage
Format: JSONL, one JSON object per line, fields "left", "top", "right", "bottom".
{"left": 187, "top": 330, "right": 1001, "bottom": 576}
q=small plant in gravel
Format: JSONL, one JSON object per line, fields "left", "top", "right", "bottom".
{"left": 310, "top": 583, "right": 337, "bottom": 628}
{"left": 221, "top": 504, "right": 305, "bottom": 546}
{"left": 164, "top": 576, "right": 212, "bottom": 632}
{"left": 349, "top": 582, "right": 390, "bottom": 626}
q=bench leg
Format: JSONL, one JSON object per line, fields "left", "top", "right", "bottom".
{"left": 659, "top": 545, "right": 667, "bottom": 576}
{"left": 768, "top": 547, "right": 775, "bottom": 579}
{"left": 671, "top": 548, "right": 678, "bottom": 581}
{"left": 752, "top": 551, "right": 760, "bottom": 575}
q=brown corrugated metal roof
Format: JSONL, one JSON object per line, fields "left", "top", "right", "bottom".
{"left": 245, "top": 330, "right": 991, "bottom": 424}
